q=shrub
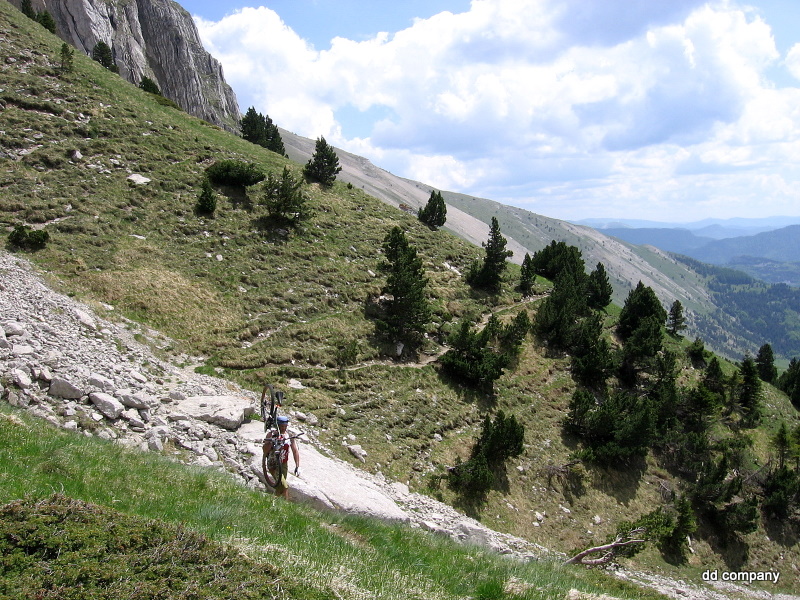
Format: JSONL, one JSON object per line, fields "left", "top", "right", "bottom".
{"left": 448, "top": 410, "right": 525, "bottom": 497}
{"left": 195, "top": 177, "right": 217, "bottom": 216}
{"left": 261, "top": 166, "right": 308, "bottom": 225}
{"left": 205, "top": 160, "right": 265, "bottom": 187}
{"left": 7, "top": 225, "right": 49, "bottom": 251}
{"left": 139, "top": 76, "right": 161, "bottom": 96}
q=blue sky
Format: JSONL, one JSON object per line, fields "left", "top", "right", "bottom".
{"left": 180, "top": 0, "right": 800, "bottom": 222}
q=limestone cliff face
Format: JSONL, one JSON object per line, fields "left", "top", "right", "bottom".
{"left": 12, "top": 0, "right": 240, "bottom": 132}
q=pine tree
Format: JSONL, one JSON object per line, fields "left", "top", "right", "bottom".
{"left": 304, "top": 136, "right": 341, "bottom": 186}
{"left": 418, "top": 190, "right": 447, "bottom": 229}
{"left": 755, "top": 343, "right": 777, "bottom": 384}
{"left": 667, "top": 300, "right": 687, "bottom": 336}
{"left": 772, "top": 422, "right": 791, "bottom": 470}
{"left": 139, "top": 76, "right": 161, "bottom": 95}
{"left": 440, "top": 319, "right": 509, "bottom": 389}
{"left": 261, "top": 167, "right": 308, "bottom": 226}
{"left": 738, "top": 355, "right": 762, "bottom": 425}
{"left": 686, "top": 337, "right": 706, "bottom": 365}
{"left": 571, "top": 312, "right": 613, "bottom": 389}
{"left": 530, "top": 240, "right": 585, "bottom": 280}
{"left": 586, "top": 262, "right": 613, "bottom": 310}
{"left": 466, "top": 217, "right": 512, "bottom": 293}
{"left": 20, "top": 0, "right": 35, "bottom": 19}
{"left": 378, "top": 227, "right": 431, "bottom": 346}
{"left": 778, "top": 357, "right": 800, "bottom": 409}
{"left": 195, "top": 177, "right": 216, "bottom": 216}
{"left": 35, "top": 10, "right": 56, "bottom": 33}
{"left": 519, "top": 253, "right": 536, "bottom": 297}
{"left": 240, "top": 107, "right": 284, "bottom": 155}
{"left": 59, "top": 43, "right": 74, "bottom": 74}
{"left": 617, "top": 281, "right": 666, "bottom": 342}
{"left": 91, "top": 41, "right": 117, "bottom": 72}
{"left": 240, "top": 107, "right": 265, "bottom": 145}
{"left": 532, "top": 269, "right": 585, "bottom": 352}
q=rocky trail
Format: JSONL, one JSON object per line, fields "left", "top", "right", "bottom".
{"left": 1, "top": 250, "right": 796, "bottom": 600}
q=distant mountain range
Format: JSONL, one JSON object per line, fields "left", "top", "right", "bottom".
{"left": 584, "top": 221, "right": 800, "bottom": 287}
{"left": 577, "top": 216, "right": 800, "bottom": 239}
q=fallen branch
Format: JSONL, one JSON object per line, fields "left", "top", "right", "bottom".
{"left": 564, "top": 528, "right": 646, "bottom": 566}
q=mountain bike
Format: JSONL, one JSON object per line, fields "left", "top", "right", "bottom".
{"left": 260, "top": 383, "right": 302, "bottom": 489}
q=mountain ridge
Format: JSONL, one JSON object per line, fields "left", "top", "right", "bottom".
{"left": 8, "top": 0, "right": 240, "bottom": 131}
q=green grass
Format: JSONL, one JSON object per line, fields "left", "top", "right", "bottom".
{"left": 0, "top": 408, "right": 668, "bottom": 600}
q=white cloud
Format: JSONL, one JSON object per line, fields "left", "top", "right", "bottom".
{"left": 785, "top": 42, "right": 800, "bottom": 80}
{"left": 195, "top": 0, "right": 800, "bottom": 221}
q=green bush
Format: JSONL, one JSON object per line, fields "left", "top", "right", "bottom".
{"left": 138, "top": 76, "right": 161, "bottom": 95}
{"left": 7, "top": 225, "right": 49, "bottom": 251}
{"left": 448, "top": 410, "right": 525, "bottom": 497}
{"left": 261, "top": 166, "right": 308, "bottom": 225}
{"left": 206, "top": 159, "right": 265, "bottom": 187}
{"left": 195, "top": 177, "right": 217, "bottom": 216}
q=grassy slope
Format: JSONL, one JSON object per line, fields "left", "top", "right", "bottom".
{"left": 1, "top": 3, "right": 799, "bottom": 595}
{"left": 0, "top": 409, "right": 670, "bottom": 600}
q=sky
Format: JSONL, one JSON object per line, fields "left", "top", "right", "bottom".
{"left": 178, "top": 0, "right": 800, "bottom": 223}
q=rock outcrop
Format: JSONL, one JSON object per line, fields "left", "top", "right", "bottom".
{"left": 10, "top": 0, "right": 240, "bottom": 132}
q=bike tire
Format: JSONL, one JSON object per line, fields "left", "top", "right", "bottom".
{"left": 264, "top": 466, "right": 279, "bottom": 488}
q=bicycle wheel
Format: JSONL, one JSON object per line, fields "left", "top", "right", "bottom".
{"left": 263, "top": 451, "right": 279, "bottom": 488}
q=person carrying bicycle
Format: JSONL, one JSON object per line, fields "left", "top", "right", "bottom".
{"left": 262, "top": 414, "right": 300, "bottom": 499}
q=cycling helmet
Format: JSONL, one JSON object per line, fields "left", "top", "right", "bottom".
{"left": 277, "top": 415, "right": 290, "bottom": 424}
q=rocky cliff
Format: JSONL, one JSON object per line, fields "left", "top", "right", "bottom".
{"left": 10, "top": 0, "right": 240, "bottom": 131}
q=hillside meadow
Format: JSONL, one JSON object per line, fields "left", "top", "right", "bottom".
{"left": 1, "top": 2, "right": 799, "bottom": 597}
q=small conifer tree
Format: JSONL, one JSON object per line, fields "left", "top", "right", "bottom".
{"left": 92, "top": 41, "right": 118, "bottom": 73}
{"left": 240, "top": 107, "right": 286, "bottom": 156}
{"left": 59, "top": 43, "right": 74, "bottom": 74}
{"left": 466, "top": 217, "right": 512, "bottom": 293}
{"left": 20, "top": 0, "right": 36, "bottom": 19}
{"left": 195, "top": 177, "right": 216, "bottom": 216}
{"left": 519, "top": 253, "right": 536, "bottom": 296}
{"left": 586, "top": 262, "right": 613, "bottom": 310}
{"left": 377, "top": 227, "right": 431, "bottom": 346}
{"left": 417, "top": 190, "right": 447, "bottom": 229}
{"left": 261, "top": 166, "right": 308, "bottom": 226}
{"left": 755, "top": 343, "right": 777, "bottom": 384}
{"left": 304, "top": 136, "right": 341, "bottom": 186}
{"left": 667, "top": 300, "right": 687, "bottom": 336}
{"left": 36, "top": 10, "right": 56, "bottom": 33}
{"left": 139, "top": 76, "right": 161, "bottom": 96}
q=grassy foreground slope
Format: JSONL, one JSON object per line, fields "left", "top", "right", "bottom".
{"left": 1, "top": 2, "right": 799, "bottom": 596}
{"left": 0, "top": 408, "right": 668, "bottom": 600}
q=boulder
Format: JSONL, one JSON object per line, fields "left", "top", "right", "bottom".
{"left": 253, "top": 444, "right": 409, "bottom": 522}
{"left": 127, "top": 174, "right": 151, "bottom": 185}
{"left": 12, "top": 369, "right": 32, "bottom": 390}
{"left": 116, "top": 388, "right": 157, "bottom": 409}
{"left": 49, "top": 377, "right": 84, "bottom": 399}
{"left": 348, "top": 444, "right": 367, "bottom": 463}
{"left": 2, "top": 321, "right": 24, "bottom": 336}
{"left": 74, "top": 309, "right": 96, "bottom": 330}
{"left": 88, "top": 373, "right": 115, "bottom": 392}
{"left": 89, "top": 392, "right": 125, "bottom": 420}
{"left": 175, "top": 395, "right": 254, "bottom": 431}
